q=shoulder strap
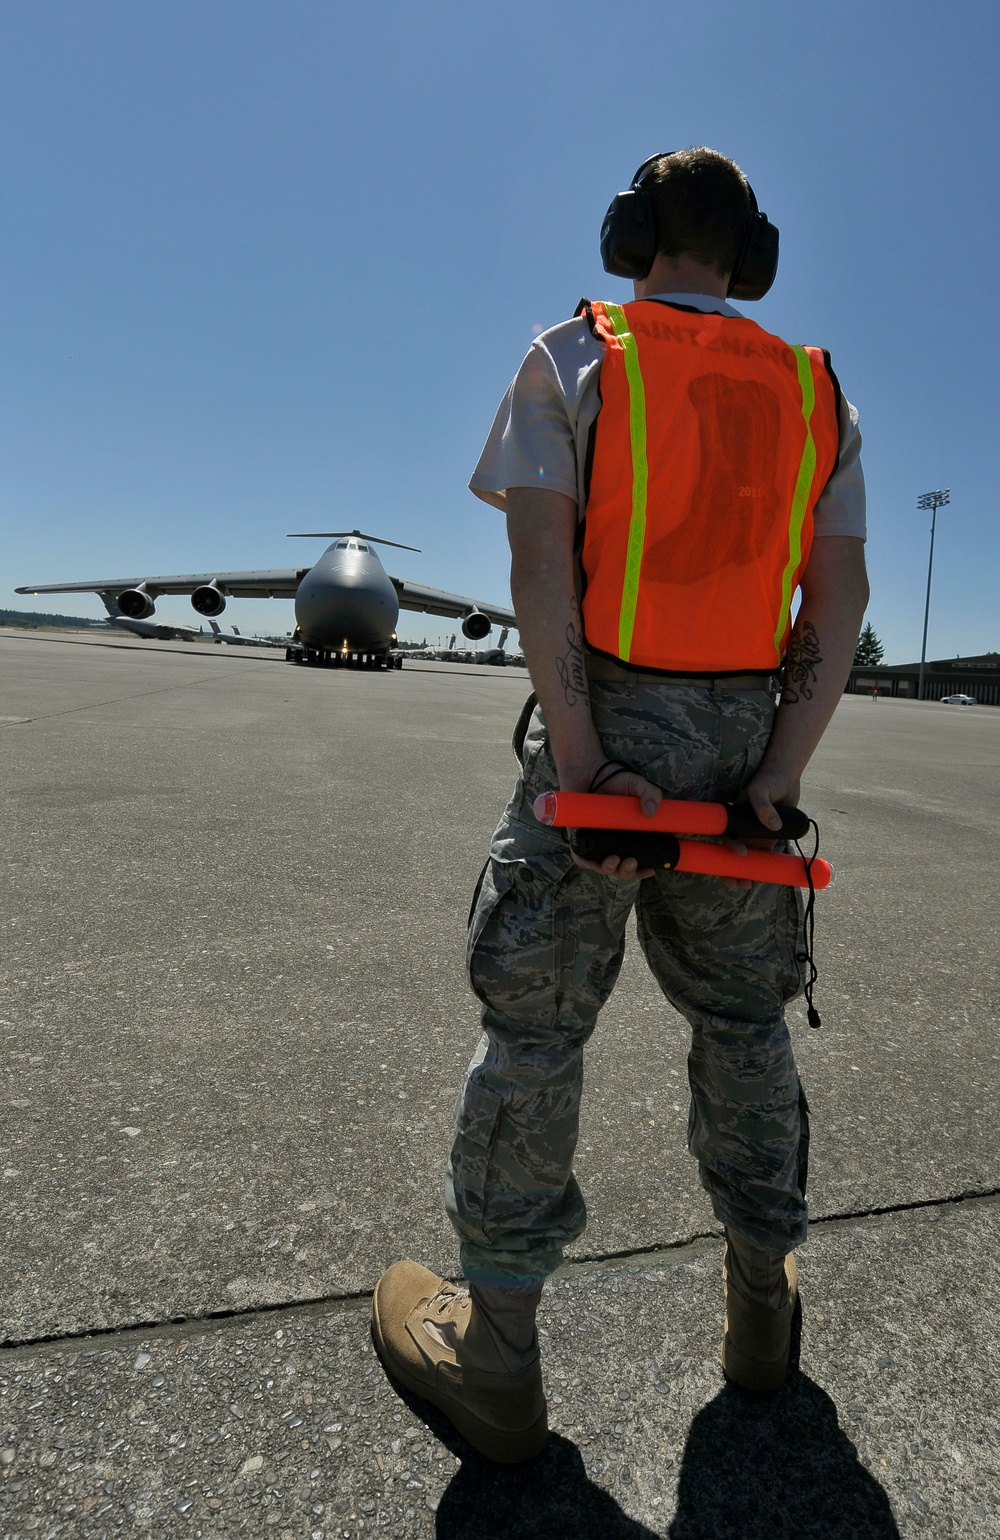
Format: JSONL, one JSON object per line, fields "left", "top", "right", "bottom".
{"left": 821, "top": 350, "right": 843, "bottom": 477}
{"left": 575, "top": 297, "right": 598, "bottom": 336}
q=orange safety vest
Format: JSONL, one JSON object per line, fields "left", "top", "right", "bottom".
{"left": 580, "top": 300, "right": 842, "bottom": 674}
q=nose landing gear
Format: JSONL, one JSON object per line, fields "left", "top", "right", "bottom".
{"left": 285, "top": 643, "right": 402, "bottom": 670}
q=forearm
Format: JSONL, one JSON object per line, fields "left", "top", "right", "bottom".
{"left": 506, "top": 491, "right": 605, "bottom": 789}
{"left": 756, "top": 537, "right": 870, "bottom": 794}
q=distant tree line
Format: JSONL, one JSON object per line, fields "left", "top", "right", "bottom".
{"left": 0, "top": 608, "right": 104, "bottom": 630}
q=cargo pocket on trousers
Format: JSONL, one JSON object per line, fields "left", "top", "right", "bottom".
{"left": 451, "top": 1079, "right": 504, "bottom": 1243}
{"left": 466, "top": 852, "right": 565, "bottom": 1016}
{"left": 466, "top": 858, "right": 514, "bottom": 992}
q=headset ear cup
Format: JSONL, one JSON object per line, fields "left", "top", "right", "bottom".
{"left": 727, "top": 213, "right": 780, "bottom": 301}
{"left": 600, "top": 188, "right": 657, "bottom": 280}
{"left": 601, "top": 153, "right": 778, "bottom": 294}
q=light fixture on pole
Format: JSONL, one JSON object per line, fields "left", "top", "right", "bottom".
{"left": 916, "top": 488, "right": 950, "bottom": 701}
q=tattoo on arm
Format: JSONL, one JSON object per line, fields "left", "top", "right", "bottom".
{"left": 555, "top": 600, "right": 590, "bottom": 708}
{"left": 781, "top": 620, "right": 822, "bottom": 705}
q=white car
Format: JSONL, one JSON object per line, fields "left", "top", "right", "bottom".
{"left": 940, "top": 694, "right": 976, "bottom": 705}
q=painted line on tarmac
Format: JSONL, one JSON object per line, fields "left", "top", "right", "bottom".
{"left": 2, "top": 1185, "right": 998, "bottom": 1361}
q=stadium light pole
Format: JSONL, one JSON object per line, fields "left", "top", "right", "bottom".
{"left": 916, "top": 489, "right": 950, "bottom": 701}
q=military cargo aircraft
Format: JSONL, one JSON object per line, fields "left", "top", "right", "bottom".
{"left": 17, "top": 531, "right": 518, "bottom": 670}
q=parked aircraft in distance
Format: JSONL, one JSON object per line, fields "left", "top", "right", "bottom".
{"left": 417, "top": 627, "right": 516, "bottom": 665}
{"left": 99, "top": 593, "right": 204, "bottom": 643}
{"left": 17, "top": 531, "right": 518, "bottom": 670}
{"left": 207, "top": 621, "right": 285, "bottom": 649}
{"left": 479, "top": 627, "right": 512, "bottom": 666}
{"left": 96, "top": 594, "right": 283, "bottom": 648}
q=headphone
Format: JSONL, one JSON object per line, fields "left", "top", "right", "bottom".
{"left": 599, "top": 152, "right": 780, "bottom": 301}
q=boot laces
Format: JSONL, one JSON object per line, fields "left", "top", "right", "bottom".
{"left": 427, "top": 1286, "right": 469, "bottom": 1319}
{"left": 421, "top": 1287, "right": 470, "bottom": 1354}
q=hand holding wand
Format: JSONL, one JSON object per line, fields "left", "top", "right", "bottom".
{"left": 533, "top": 791, "right": 832, "bottom": 890}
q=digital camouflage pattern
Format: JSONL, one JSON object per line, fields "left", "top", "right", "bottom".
{"left": 445, "top": 676, "right": 810, "bottom": 1289}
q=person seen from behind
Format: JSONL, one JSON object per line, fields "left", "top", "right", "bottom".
{"left": 371, "top": 147, "right": 869, "bottom": 1464}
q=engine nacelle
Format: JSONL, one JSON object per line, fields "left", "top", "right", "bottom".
{"left": 117, "top": 586, "right": 155, "bottom": 620}
{"left": 462, "top": 609, "right": 492, "bottom": 641}
{"left": 191, "top": 583, "right": 227, "bottom": 618}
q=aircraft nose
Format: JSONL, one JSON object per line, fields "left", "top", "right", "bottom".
{"left": 294, "top": 560, "right": 397, "bottom": 649}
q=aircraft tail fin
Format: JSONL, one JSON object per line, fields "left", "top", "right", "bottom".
{"left": 287, "top": 529, "right": 421, "bottom": 553}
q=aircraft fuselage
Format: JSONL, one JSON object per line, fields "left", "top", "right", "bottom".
{"left": 294, "top": 540, "right": 399, "bottom": 651}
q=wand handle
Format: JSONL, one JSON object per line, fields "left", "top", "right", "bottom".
{"left": 569, "top": 827, "right": 832, "bottom": 890}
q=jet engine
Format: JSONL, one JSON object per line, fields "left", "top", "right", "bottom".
{"left": 117, "top": 586, "right": 155, "bottom": 620}
{"left": 461, "top": 609, "right": 492, "bottom": 641}
{"left": 191, "top": 583, "right": 227, "bottom": 618}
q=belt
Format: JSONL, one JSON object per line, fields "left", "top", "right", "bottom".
{"left": 585, "top": 653, "right": 778, "bottom": 691}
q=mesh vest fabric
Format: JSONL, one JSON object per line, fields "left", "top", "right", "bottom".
{"left": 580, "top": 301, "right": 841, "bottom": 674}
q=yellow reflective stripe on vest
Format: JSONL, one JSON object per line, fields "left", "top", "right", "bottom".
{"left": 603, "top": 303, "right": 648, "bottom": 661}
{"left": 773, "top": 345, "right": 818, "bottom": 660}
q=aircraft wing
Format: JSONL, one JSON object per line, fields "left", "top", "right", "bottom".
{"left": 390, "top": 578, "right": 517, "bottom": 628}
{"left": 15, "top": 568, "right": 308, "bottom": 599}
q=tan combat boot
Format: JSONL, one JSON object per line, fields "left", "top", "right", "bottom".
{"left": 721, "top": 1231, "right": 798, "bottom": 1393}
{"left": 371, "top": 1261, "right": 548, "bottom": 1464}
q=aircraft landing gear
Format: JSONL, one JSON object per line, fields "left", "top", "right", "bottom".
{"left": 285, "top": 644, "right": 398, "bottom": 670}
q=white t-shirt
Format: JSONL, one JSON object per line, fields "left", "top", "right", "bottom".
{"left": 470, "top": 293, "right": 866, "bottom": 540}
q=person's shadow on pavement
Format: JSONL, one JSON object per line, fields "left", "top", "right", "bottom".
{"left": 668, "top": 1370, "right": 901, "bottom": 1539}
{"left": 390, "top": 1363, "right": 900, "bottom": 1539}
{"left": 383, "top": 1374, "right": 657, "bottom": 1539}
{"left": 433, "top": 1429, "right": 660, "bottom": 1539}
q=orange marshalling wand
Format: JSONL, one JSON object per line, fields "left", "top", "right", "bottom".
{"left": 533, "top": 791, "right": 832, "bottom": 891}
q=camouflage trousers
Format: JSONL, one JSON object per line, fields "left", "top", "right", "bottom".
{"left": 445, "top": 677, "right": 809, "bottom": 1290}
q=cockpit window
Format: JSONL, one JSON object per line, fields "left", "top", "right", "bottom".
{"left": 335, "top": 540, "right": 349, "bottom": 549}
{"left": 357, "top": 543, "right": 369, "bottom": 553}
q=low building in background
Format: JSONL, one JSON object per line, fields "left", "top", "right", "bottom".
{"left": 846, "top": 653, "right": 1000, "bottom": 704}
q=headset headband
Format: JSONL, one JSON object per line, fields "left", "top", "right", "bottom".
{"left": 599, "top": 150, "right": 779, "bottom": 301}
{"left": 631, "top": 151, "right": 673, "bottom": 187}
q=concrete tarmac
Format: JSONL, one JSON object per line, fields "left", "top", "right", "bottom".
{"left": 1, "top": 630, "right": 997, "bottom": 1536}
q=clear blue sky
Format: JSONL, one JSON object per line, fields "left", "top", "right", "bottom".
{"left": 2, "top": 0, "right": 997, "bottom": 658}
